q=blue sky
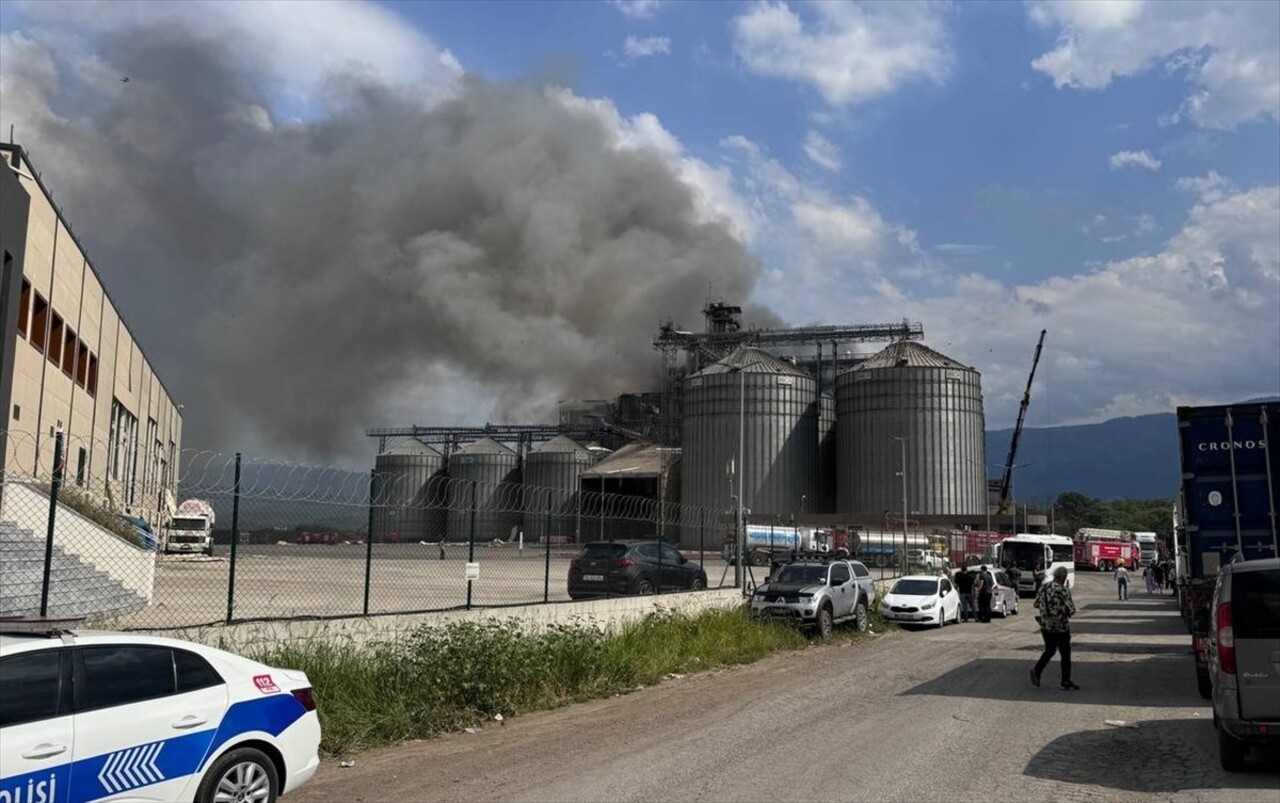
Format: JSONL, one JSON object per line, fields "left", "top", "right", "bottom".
{"left": 0, "top": 0, "right": 1277, "bottom": 455}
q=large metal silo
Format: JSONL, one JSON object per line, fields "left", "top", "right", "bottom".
{"left": 522, "top": 435, "right": 592, "bottom": 543}
{"left": 372, "top": 439, "right": 446, "bottom": 542}
{"left": 681, "top": 347, "right": 818, "bottom": 522}
{"left": 835, "top": 341, "right": 986, "bottom": 517}
{"left": 817, "top": 393, "right": 836, "bottom": 514}
{"left": 447, "top": 438, "right": 522, "bottom": 542}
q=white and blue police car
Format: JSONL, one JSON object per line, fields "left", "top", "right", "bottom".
{"left": 1, "top": 620, "right": 320, "bottom": 803}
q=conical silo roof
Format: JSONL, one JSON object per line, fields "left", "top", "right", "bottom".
{"left": 458, "top": 437, "right": 515, "bottom": 455}
{"left": 379, "top": 438, "right": 440, "bottom": 457}
{"left": 532, "top": 435, "right": 589, "bottom": 455}
{"left": 854, "top": 340, "right": 973, "bottom": 371}
{"left": 693, "top": 346, "right": 811, "bottom": 378}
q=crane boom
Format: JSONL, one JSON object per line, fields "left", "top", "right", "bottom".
{"left": 997, "top": 329, "right": 1047, "bottom": 516}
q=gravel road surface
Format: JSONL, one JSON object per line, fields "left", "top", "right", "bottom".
{"left": 291, "top": 573, "right": 1279, "bottom": 802}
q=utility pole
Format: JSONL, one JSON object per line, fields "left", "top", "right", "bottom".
{"left": 737, "top": 368, "right": 746, "bottom": 595}
{"left": 893, "top": 436, "right": 908, "bottom": 576}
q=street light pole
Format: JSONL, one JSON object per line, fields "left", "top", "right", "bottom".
{"left": 737, "top": 368, "right": 746, "bottom": 595}
{"left": 893, "top": 436, "right": 908, "bottom": 576}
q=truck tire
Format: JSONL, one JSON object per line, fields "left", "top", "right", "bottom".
{"left": 853, "top": 601, "right": 869, "bottom": 632}
{"left": 816, "top": 605, "right": 833, "bottom": 639}
{"left": 875, "top": 554, "right": 887, "bottom": 568}
{"left": 1197, "top": 666, "right": 1213, "bottom": 700}
{"left": 1217, "top": 723, "right": 1248, "bottom": 772}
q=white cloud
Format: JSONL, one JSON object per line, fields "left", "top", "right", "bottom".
{"left": 732, "top": 1, "right": 950, "bottom": 106}
{"left": 802, "top": 130, "right": 842, "bottom": 171}
{"left": 610, "top": 0, "right": 664, "bottom": 20}
{"left": 1176, "top": 171, "right": 1232, "bottom": 202}
{"left": 791, "top": 182, "right": 1280, "bottom": 426}
{"left": 1109, "top": 149, "right": 1161, "bottom": 171}
{"left": 1028, "top": 0, "right": 1280, "bottom": 128}
{"left": 623, "top": 35, "right": 671, "bottom": 59}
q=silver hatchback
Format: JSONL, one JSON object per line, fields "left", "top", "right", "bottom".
{"left": 1207, "top": 557, "right": 1280, "bottom": 771}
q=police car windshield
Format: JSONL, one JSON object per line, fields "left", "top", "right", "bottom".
{"left": 774, "top": 565, "right": 828, "bottom": 584}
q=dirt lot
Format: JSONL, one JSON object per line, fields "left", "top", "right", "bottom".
{"left": 110, "top": 543, "right": 752, "bottom": 629}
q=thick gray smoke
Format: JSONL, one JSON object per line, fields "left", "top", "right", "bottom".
{"left": 0, "top": 9, "right": 770, "bottom": 461}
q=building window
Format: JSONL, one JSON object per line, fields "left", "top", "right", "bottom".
{"left": 31, "top": 292, "right": 48, "bottom": 352}
{"left": 62, "top": 328, "right": 76, "bottom": 378}
{"left": 17, "top": 277, "right": 30, "bottom": 338}
{"left": 11, "top": 404, "right": 19, "bottom": 421}
{"left": 87, "top": 354, "right": 99, "bottom": 397}
{"left": 75, "top": 343, "right": 89, "bottom": 388}
{"left": 76, "top": 447, "right": 87, "bottom": 486}
{"left": 47, "top": 312, "right": 63, "bottom": 367}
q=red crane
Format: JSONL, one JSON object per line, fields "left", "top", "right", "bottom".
{"left": 997, "top": 329, "right": 1046, "bottom": 516}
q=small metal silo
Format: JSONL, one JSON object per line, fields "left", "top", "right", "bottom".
{"left": 522, "top": 435, "right": 592, "bottom": 543}
{"left": 372, "top": 439, "right": 446, "bottom": 542}
{"left": 835, "top": 341, "right": 986, "bottom": 517}
{"left": 446, "top": 437, "right": 522, "bottom": 542}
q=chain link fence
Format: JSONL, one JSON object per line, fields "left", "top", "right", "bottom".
{"left": 2, "top": 429, "right": 746, "bottom": 630}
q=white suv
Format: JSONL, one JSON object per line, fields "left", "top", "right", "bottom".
{"left": 1, "top": 622, "right": 321, "bottom": 803}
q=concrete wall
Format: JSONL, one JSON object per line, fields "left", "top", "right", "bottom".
{"left": 1, "top": 481, "right": 156, "bottom": 602}
{"left": 0, "top": 145, "right": 181, "bottom": 522}
{"left": 0, "top": 159, "right": 31, "bottom": 491}
{"left": 157, "top": 588, "right": 746, "bottom": 653}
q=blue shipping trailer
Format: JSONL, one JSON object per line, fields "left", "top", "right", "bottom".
{"left": 1177, "top": 403, "right": 1280, "bottom": 578}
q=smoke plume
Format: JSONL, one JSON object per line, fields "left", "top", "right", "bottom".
{"left": 0, "top": 3, "right": 769, "bottom": 461}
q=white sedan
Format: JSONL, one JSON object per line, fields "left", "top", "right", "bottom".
{"left": 879, "top": 575, "right": 961, "bottom": 627}
{"left": 1, "top": 621, "right": 320, "bottom": 803}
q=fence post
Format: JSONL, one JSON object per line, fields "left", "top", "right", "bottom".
{"left": 699, "top": 507, "right": 705, "bottom": 588}
{"left": 363, "top": 469, "right": 375, "bottom": 616}
{"left": 466, "top": 480, "right": 477, "bottom": 610}
{"left": 39, "top": 430, "right": 64, "bottom": 618}
{"left": 225, "top": 453, "right": 241, "bottom": 625}
{"left": 543, "top": 493, "right": 552, "bottom": 604}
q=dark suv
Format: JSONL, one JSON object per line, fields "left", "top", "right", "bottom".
{"left": 1208, "top": 557, "right": 1280, "bottom": 771}
{"left": 567, "top": 540, "right": 707, "bottom": 599}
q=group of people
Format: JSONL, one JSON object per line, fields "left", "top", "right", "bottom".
{"left": 951, "top": 563, "right": 1020, "bottom": 623}
{"left": 1114, "top": 560, "right": 1175, "bottom": 600}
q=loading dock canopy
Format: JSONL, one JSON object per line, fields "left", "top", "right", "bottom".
{"left": 582, "top": 444, "right": 680, "bottom": 479}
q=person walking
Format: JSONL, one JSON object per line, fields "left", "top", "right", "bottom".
{"left": 1005, "top": 562, "right": 1022, "bottom": 595}
{"left": 1115, "top": 563, "right": 1129, "bottom": 601}
{"left": 1144, "top": 564, "right": 1157, "bottom": 595}
{"left": 954, "top": 564, "right": 976, "bottom": 622}
{"left": 1030, "top": 565, "right": 1079, "bottom": 690}
{"left": 1152, "top": 562, "right": 1164, "bottom": 594}
{"left": 976, "top": 564, "right": 995, "bottom": 623}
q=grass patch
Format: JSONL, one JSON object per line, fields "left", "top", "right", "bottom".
{"left": 251, "top": 606, "right": 890, "bottom": 756}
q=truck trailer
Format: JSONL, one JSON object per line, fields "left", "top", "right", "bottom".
{"left": 1176, "top": 403, "right": 1279, "bottom": 698}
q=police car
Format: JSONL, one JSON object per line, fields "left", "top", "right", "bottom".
{"left": 1, "top": 620, "right": 320, "bottom": 803}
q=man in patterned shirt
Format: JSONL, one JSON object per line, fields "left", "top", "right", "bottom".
{"left": 1030, "top": 565, "right": 1080, "bottom": 690}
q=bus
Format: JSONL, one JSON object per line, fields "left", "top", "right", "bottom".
{"left": 993, "top": 533, "right": 1075, "bottom": 596}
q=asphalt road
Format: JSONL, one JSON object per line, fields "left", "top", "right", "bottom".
{"left": 291, "top": 573, "right": 1279, "bottom": 803}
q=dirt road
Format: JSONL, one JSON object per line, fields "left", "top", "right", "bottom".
{"left": 290, "top": 574, "right": 1279, "bottom": 802}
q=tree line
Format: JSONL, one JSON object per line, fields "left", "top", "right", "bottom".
{"left": 1050, "top": 492, "right": 1175, "bottom": 546}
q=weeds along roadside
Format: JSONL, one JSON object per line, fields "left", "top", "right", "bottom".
{"left": 251, "top": 603, "right": 896, "bottom": 756}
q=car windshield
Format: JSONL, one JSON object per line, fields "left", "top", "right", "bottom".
{"left": 1002, "top": 542, "right": 1045, "bottom": 571}
{"left": 774, "top": 565, "right": 828, "bottom": 584}
{"left": 891, "top": 579, "right": 939, "bottom": 596}
{"left": 170, "top": 517, "right": 206, "bottom": 531}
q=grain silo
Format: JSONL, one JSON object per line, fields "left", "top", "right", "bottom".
{"left": 817, "top": 393, "right": 836, "bottom": 514}
{"left": 372, "top": 439, "right": 446, "bottom": 542}
{"left": 446, "top": 438, "right": 522, "bottom": 542}
{"left": 835, "top": 341, "right": 986, "bottom": 517}
{"left": 522, "top": 435, "right": 592, "bottom": 543}
{"left": 681, "top": 347, "right": 818, "bottom": 520}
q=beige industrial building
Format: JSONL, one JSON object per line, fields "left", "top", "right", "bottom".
{"left": 0, "top": 143, "right": 181, "bottom": 515}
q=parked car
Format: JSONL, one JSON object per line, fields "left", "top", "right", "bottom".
{"left": 1207, "top": 557, "right": 1280, "bottom": 772}
{"left": 907, "top": 548, "right": 946, "bottom": 571}
{"left": 750, "top": 557, "right": 875, "bottom": 638}
{"left": 879, "top": 575, "right": 961, "bottom": 628}
{"left": 988, "top": 568, "right": 1021, "bottom": 618}
{"left": 0, "top": 620, "right": 320, "bottom": 803}
{"left": 567, "top": 540, "right": 707, "bottom": 599}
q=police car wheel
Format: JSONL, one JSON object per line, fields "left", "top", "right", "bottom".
{"left": 197, "top": 746, "right": 280, "bottom": 803}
